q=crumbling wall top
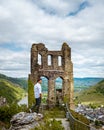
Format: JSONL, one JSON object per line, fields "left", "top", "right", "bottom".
{"left": 32, "top": 43, "right": 48, "bottom": 55}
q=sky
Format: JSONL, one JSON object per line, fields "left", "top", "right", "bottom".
{"left": 0, "top": 0, "right": 104, "bottom": 78}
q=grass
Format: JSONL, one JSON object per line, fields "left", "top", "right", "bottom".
{"left": 43, "top": 106, "right": 66, "bottom": 118}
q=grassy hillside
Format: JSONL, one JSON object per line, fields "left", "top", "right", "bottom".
{"left": 0, "top": 73, "right": 27, "bottom": 90}
{"left": 0, "top": 79, "right": 26, "bottom": 104}
{"left": 74, "top": 79, "right": 104, "bottom": 106}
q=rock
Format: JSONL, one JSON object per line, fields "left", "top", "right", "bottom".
{"left": 0, "top": 96, "right": 7, "bottom": 106}
{"left": 101, "top": 126, "right": 104, "bottom": 130}
{"left": 9, "top": 112, "right": 43, "bottom": 130}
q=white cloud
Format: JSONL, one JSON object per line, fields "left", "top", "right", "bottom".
{"left": 0, "top": 48, "right": 30, "bottom": 77}
{"left": 0, "top": 0, "right": 104, "bottom": 77}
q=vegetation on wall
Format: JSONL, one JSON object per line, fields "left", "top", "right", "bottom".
{"left": 70, "top": 110, "right": 90, "bottom": 125}
{"left": 28, "top": 79, "right": 35, "bottom": 108}
{"left": 68, "top": 110, "right": 90, "bottom": 130}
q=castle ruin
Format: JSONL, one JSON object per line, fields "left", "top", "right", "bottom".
{"left": 28, "top": 42, "right": 74, "bottom": 109}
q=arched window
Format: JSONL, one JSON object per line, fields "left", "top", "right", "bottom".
{"left": 55, "top": 77, "right": 63, "bottom": 89}
{"left": 48, "top": 55, "right": 52, "bottom": 65}
{"left": 38, "top": 53, "right": 42, "bottom": 65}
{"left": 58, "top": 56, "right": 62, "bottom": 66}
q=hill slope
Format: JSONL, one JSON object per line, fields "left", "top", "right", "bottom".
{"left": 0, "top": 73, "right": 27, "bottom": 90}
{"left": 75, "top": 79, "right": 104, "bottom": 106}
{"left": 0, "top": 79, "right": 26, "bottom": 104}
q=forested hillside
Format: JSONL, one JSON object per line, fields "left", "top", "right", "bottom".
{"left": 0, "top": 79, "right": 26, "bottom": 104}
{"left": 0, "top": 74, "right": 27, "bottom": 104}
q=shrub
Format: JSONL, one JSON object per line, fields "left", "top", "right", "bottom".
{"left": 89, "top": 103, "right": 97, "bottom": 109}
{"left": 0, "top": 104, "right": 27, "bottom": 123}
{"left": 34, "top": 118, "right": 64, "bottom": 130}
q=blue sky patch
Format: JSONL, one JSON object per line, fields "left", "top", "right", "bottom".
{"left": 68, "top": 1, "right": 89, "bottom": 16}
{"left": 0, "top": 43, "right": 23, "bottom": 52}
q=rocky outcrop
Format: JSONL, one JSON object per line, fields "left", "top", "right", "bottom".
{"left": 9, "top": 112, "right": 43, "bottom": 130}
{"left": 0, "top": 96, "right": 7, "bottom": 106}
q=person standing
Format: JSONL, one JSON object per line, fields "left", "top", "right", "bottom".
{"left": 31, "top": 78, "right": 42, "bottom": 113}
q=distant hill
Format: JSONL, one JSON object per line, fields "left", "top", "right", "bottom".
{"left": 0, "top": 79, "right": 26, "bottom": 104}
{"left": 75, "top": 79, "right": 104, "bottom": 106}
{"left": 0, "top": 73, "right": 27, "bottom": 90}
{"left": 74, "top": 77, "right": 104, "bottom": 92}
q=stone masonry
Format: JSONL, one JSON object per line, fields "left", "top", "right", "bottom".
{"left": 28, "top": 42, "right": 74, "bottom": 109}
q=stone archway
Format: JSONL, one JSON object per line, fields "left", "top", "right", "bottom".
{"left": 28, "top": 42, "right": 74, "bottom": 109}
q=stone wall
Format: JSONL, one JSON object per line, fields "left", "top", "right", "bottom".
{"left": 28, "top": 42, "right": 74, "bottom": 109}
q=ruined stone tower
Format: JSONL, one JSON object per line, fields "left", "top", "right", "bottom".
{"left": 28, "top": 42, "right": 74, "bottom": 109}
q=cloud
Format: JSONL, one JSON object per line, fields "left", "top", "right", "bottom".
{"left": 0, "top": 0, "right": 104, "bottom": 77}
{"left": 0, "top": 48, "right": 30, "bottom": 77}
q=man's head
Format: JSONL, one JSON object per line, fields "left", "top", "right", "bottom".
{"left": 37, "top": 78, "right": 42, "bottom": 84}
